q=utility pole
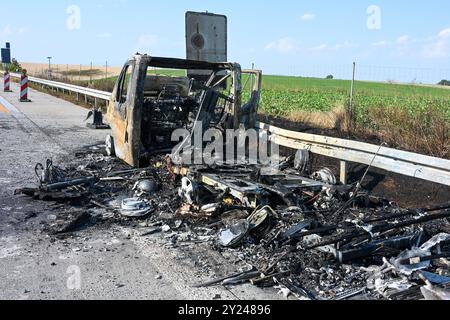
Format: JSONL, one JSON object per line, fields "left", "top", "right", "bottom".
{"left": 105, "top": 61, "right": 108, "bottom": 80}
{"left": 251, "top": 63, "right": 255, "bottom": 89}
{"left": 90, "top": 62, "right": 93, "bottom": 84}
{"left": 47, "top": 57, "right": 52, "bottom": 79}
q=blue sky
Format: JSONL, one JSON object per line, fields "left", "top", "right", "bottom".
{"left": 1, "top": 0, "right": 450, "bottom": 82}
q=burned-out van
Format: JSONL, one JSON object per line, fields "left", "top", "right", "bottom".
{"left": 105, "top": 54, "right": 262, "bottom": 167}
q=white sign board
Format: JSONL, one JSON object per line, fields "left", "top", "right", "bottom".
{"left": 186, "top": 11, "right": 227, "bottom": 77}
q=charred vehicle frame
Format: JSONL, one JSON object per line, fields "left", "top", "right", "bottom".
{"left": 106, "top": 54, "right": 262, "bottom": 168}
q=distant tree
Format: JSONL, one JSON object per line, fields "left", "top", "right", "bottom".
{"left": 438, "top": 79, "right": 450, "bottom": 86}
{"left": 7, "top": 58, "right": 22, "bottom": 72}
{"left": 326, "top": 75, "right": 334, "bottom": 80}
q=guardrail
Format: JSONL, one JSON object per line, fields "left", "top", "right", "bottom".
{"left": 3, "top": 72, "right": 449, "bottom": 186}
{"left": 6, "top": 72, "right": 111, "bottom": 104}
{"left": 258, "top": 122, "right": 450, "bottom": 186}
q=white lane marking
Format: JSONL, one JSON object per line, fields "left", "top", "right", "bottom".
{"left": 0, "top": 94, "right": 24, "bottom": 117}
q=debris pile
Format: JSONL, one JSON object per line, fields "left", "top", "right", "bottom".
{"left": 15, "top": 146, "right": 450, "bottom": 300}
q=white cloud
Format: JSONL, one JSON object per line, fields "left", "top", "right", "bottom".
{"left": 301, "top": 13, "right": 316, "bottom": 21}
{"left": 0, "top": 25, "right": 12, "bottom": 38}
{"left": 309, "top": 43, "right": 328, "bottom": 51}
{"left": 265, "top": 37, "right": 296, "bottom": 53}
{"left": 334, "top": 41, "right": 356, "bottom": 50}
{"left": 422, "top": 41, "right": 448, "bottom": 57}
{"left": 422, "top": 28, "right": 450, "bottom": 58}
{"left": 371, "top": 40, "right": 388, "bottom": 47}
{"left": 397, "top": 35, "right": 410, "bottom": 45}
{"left": 0, "top": 24, "right": 28, "bottom": 39}
{"left": 18, "top": 27, "right": 27, "bottom": 35}
{"left": 438, "top": 28, "right": 450, "bottom": 39}
{"left": 137, "top": 34, "right": 159, "bottom": 49}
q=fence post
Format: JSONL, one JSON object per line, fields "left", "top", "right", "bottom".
{"left": 251, "top": 63, "right": 255, "bottom": 89}
{"left": 349, "top": 62, "right": 356, "bottom": 131}
{"left": 340, "top": 160, "right": 349, "bottom": 185}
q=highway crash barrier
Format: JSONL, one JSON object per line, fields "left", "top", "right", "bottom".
{"left": 2, "top": 71, "right": 450, "bottom": 187}
{"left": 3, "top": 71, "right": 12, "bottom": 92}
{"left": 257, "top": 122, "right": 450, "bottom": 187}
{"left": 19, "top": 71, "right": 31, "bottom": 102}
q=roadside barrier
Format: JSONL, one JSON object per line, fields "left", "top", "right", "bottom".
{"left": 4, "top": 71, "right": 12, "bottom": 92}
{"left": 19, "top": 72, "right": 31, "bottom": 102}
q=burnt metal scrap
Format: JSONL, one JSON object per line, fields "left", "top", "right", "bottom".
{"left": 13, "top": 55, "right": 450, "bottom": 300}
{"left": 14, "top": 147, "right": 450, "bottom": 300}
{"left": 104, "top": 54, "right": 261, "bottom": 168}
{"left": 15, "top": 159, "right": 97, "bottom": 201}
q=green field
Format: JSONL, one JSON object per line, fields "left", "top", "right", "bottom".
{"left": 256, "top": 75, "right": 450, "bottom": 127}
{"left": 77, "top": 69, "right": 450, "bottom": 157}
{"left": 250, "top": 74, "right": 449, "bottom": 158}
{"left": 153, "top": 70, "right": 450, "bottom": 121}
{"left": 86, "top": 69, "right": 450, "bottom": 123}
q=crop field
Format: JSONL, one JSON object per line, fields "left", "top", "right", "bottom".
{"left": 251, "top": 75, "right": 449, "bottom": 158}
{"left": 88, "top": 70, "right": 450, "bottom": 117}
{"left": 78, "top": 68, "right": 449, "bottom": 157}
{"left": 254, "top": 75, "right": 450, "bottom": 121}
{"left": 144, "top": 70, "right": 450, "bottom": 121}
{"left": 82, "top": 69, "right": 450, "bottom": 123}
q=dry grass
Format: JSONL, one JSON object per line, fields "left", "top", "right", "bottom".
{"left": 21, "top": 62, "right": 122, "bottom": 81}
{"left": 289, "top": 104, "right": 350, "bottom": 130}
{"left": 363, "top": 106, "right": 450, "bottom": 159}
{"left": 279, "top": 103, "right": 449, "bottom": 160}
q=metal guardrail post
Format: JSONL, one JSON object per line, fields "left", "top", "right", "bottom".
{"left": 258, "top": 122, "right": 450, "bottom": 187}
{"left": 340, "top": 161, "right": 349, "bottom": 185}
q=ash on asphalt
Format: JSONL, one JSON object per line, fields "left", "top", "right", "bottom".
{"left": 11, "top": 144, "right": 450, "bottom": 300}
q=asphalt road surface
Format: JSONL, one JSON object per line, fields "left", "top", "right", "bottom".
{"left": 0, "top": 82, "right": 280, "bottom": 300}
